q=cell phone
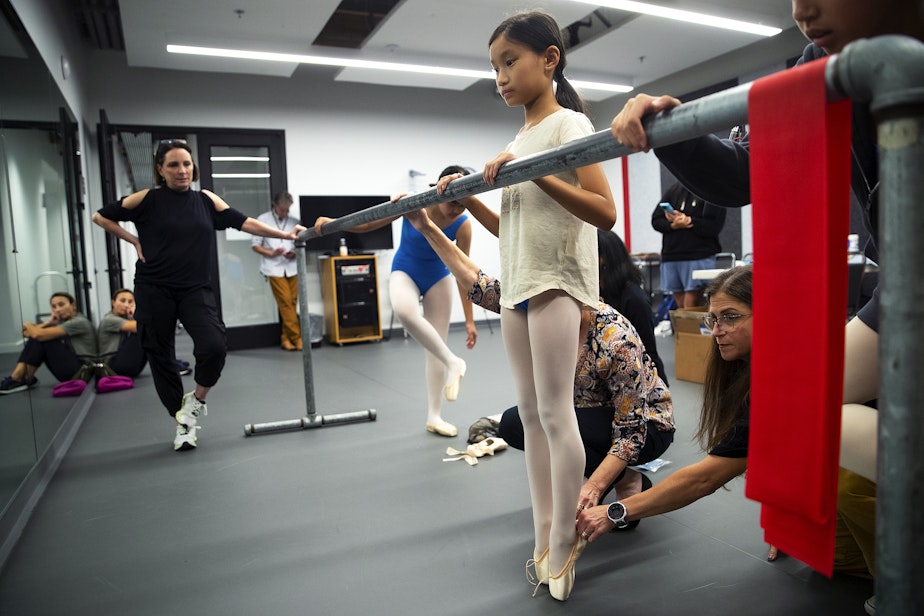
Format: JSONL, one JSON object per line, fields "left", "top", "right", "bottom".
{"left": 659, "top": 202, "right": 675, "bottom": 213}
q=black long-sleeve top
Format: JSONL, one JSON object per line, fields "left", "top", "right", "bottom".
{"left": 651, "top": 183, "right": 726, "bottom": 262}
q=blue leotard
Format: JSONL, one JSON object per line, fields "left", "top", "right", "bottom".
{"left": 391, "top": 215, "right": 467, "bottom": 295}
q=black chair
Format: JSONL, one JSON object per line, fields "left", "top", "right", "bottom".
{"left": 715, "top": 252, "right": 736, "bottom": 270}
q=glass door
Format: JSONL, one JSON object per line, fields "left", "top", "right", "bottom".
{"left": 196, "top": 132, "right": 288, "bottom": 349}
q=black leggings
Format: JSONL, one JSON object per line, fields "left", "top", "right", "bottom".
{"left": 106, "top": 332, "right": 148, "bottom": 378}
{"left": 18, "top": 338, "right": 83, "bottom": 382}
{"left": 498, "top": 405, "right": 674, "bottom": 489}
{"left": 134, "top": 282, "right": 227, "bottom": 416}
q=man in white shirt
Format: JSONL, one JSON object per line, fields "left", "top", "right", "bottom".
{"left": 251, "top": 191, "right": 302, "bottom": 350}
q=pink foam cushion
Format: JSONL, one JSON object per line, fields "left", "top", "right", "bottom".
{"left": 53, "top": 379, "right": 87, "bottom": 397}
{"left": 96, "top": 375, "right": 134, "bottom": 393}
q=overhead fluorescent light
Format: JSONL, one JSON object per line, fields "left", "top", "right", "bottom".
{"left": 167, "top": 44, "right": 633, "bottom": 94}
{"left": 212, "top": 173, "right": 271, "bottom": 178}
{"left": 210, "top": 156, "right": 270, "bottom": 162}
{"left": 566, "top": 0, "right": 782, "bottom": 36}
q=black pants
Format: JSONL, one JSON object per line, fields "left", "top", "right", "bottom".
{"left": 106, "top": 332, "right": 148, "bottom": 378}
{"left": 134, "top": 282, "right": 227, "bottom": 416}
{"left": 498, "top": 405, "right": 674, "bottom": 491}
{"left": 18, "top": 338, "right": 83, "bottom": 382}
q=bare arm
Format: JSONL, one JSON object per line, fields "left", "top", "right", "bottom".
{"left": 92, "top": 197, "right": 146, "bottom": 262}
{"left": 241, "top": 217, "right": 305, "bottom": 240}
{"left": 452, "top": 219, "right": 477, "bottom": 349}
{"left": 313, "top": 215, "right": 398, "bottom": 236}
{"left": 577, "top": 454, "right": 748, "bottom": 541}
{"left": 580, "top": 454, "right": 629, "bottom": 508}
{"left": 252, "top": 244, "right": 284, "bottom": 258}
{"left": 478, "top": 152, "right": 616, "bottom": 231}
{"left": 460, "top": 196, "right": 499, "bottom": 237}
{"left": 22, "top": 322, "right": 67, "bottom": 342}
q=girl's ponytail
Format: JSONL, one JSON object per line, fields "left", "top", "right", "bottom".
{"left": 554, "top": 68, "right": 584, "bottom": 114}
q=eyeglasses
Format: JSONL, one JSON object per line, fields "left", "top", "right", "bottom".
{"left": 702, "top": 313, "right": 751, "bottom": 330}
{"left": 158, "top": 139, "right": 187, "bottom": 145}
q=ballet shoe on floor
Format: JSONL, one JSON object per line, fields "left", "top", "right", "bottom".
{"left": 426, "top": 421, "right": 458, "bottom": 437}
{"left": 548, "top": 534, "right": 588, "bottom": 602}
{"left": 444, "top": 437, "right": 508, "bottom": 466}
{"left": 527, "top": 546, "right": 549, "bottom": 590}
{"left": 444, "top": 360, "right": 466, "bottom": 401}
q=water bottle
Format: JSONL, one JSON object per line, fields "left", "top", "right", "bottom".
{"left": 847, "top": 234, "right": 860, "bottom": 254}
{"left": 339, "top": 237, "right": 348, "bottom": 256}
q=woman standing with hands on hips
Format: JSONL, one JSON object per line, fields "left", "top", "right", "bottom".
{"left": 438, "top": 10, "right": 616, "bottom": 601}
{"left": 93, "top": 140, "right": 305, "bottom": 452}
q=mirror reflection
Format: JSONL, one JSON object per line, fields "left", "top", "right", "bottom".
{"left": 0, "top": 1, "right": 84, "bottom": 513}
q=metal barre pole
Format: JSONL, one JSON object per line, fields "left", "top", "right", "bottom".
{"left": 827, "top": 35, "right": 924, "bottom": 616}
{"left": 243, "top": 241, "right": 377, "bottom": 436}
{"left": 300, "top": 81, "right": 755, "bottom": 242}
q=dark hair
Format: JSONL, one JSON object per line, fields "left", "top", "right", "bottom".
{"left": 437, "top": 165, "right": 471, "bottom": 178}
{"left": 597, "top": 230, "right": 641, "bottom": 306}
{"left": 489, "top": 10, "right": 585, "bottom": 114}
{"left": 50, "top": 291, "right": 76, "bottom": 305}
{"left": 154, "top": 140, "right": 199, "bottom": 186}
{"left": 111, "top": 288, "right": 134, "bottom": 301}
{"left": 695, "top": 265, "right": 753, "bottom": 452}
{"left": 273, "top": 191, "right": 294, "bottom": 206}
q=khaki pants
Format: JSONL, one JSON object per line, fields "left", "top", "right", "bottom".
{"left": 268, "top": 275, "right": 300, "bottom": 349}
{"left": 833, "top": 467, "right": 876, "bottom": 578}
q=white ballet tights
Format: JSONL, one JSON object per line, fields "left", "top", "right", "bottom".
{"left": 389, "top": 272, "right": 464, "bottom": 425}
{"left": 501, "top": 291, "right": 585, "bottom": 575}
{"left": 840, "top": 317, "right": 879, "bottom": 482}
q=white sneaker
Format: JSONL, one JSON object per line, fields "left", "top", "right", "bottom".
{"left": 176, "top": 392, "right": 207, "bottom": 429}
{"left": 174, "top": 423, "right": 197, "bottom": 451}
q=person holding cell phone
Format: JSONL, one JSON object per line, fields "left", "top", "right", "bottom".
{"left": 651, "top": 180, "right": 727, "bottom": 309}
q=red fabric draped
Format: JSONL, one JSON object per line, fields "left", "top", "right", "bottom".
{"left": 745, "top": 57, "right": 853, "bottom": 576}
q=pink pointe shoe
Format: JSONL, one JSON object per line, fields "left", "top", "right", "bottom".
{"left": 444, "top": 360, "right": 466, "bottom": 402}
{"left": 426, "top": 421, "right": 459, "bottom": 437}
{"left": 548, "top": 534, "right": 588, "bottom": 601}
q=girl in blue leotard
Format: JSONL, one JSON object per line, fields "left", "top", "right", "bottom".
{"left": 314, "top": 165, "right": 481, "bottom": 437}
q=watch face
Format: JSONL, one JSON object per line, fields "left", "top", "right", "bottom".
{"left": 608, "top": 502, "right": 627, "bottom": 527}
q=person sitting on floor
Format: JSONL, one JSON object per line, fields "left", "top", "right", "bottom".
{"left": 0, "top": 292, "right": 96, "bottom": 394}
{"left": 99, "top": 288, "right": 191, "bottom": 378}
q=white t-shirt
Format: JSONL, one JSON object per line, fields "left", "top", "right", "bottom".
{"left": 251, "top": 210, "right": 299, "bottom": 277}
{"left": 498, "top": 108, "right": 599, "bottom": 309}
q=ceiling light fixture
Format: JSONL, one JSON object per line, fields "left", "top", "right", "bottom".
{"left": 565, "top": 0, "right": 782, "bottom": 36}
{"left": 166, "top": 44, "right": 633, "bottom": 93}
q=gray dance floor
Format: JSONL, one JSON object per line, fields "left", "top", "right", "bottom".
{"left": 0, "top": 326, "right": 872, "bottom": 615}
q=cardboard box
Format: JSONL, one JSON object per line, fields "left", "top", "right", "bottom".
{"left": 669, "top": 306, "right": 714, "bottom": 384}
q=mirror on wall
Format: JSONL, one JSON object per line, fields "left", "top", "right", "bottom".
{"left": 0, "top": 1, "right": 86, "bottom": 515}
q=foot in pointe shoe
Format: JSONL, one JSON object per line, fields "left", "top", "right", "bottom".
{"left": 444, "top": 359, "right": 466, "bottom": 401}
{"left": 548, "top": 535, "right": 587, "bottom": 602}
{"left": 426, "top": 420, "right": 458, "bottom": 437}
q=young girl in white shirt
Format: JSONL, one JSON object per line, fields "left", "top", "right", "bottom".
{"left": 441, "top": 9, "right": 616, "bottom": 602}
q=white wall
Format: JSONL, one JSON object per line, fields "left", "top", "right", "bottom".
{"left": 79, "top": 54, "right": 638, "bottom": 326}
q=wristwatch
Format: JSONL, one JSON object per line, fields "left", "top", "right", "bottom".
{"left": 607, "top": 501, "right": 629, "bottom": 529}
